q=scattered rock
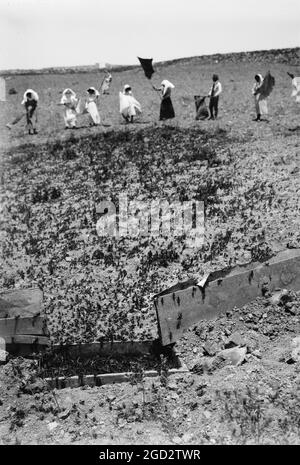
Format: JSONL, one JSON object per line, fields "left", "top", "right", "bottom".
{"left": 285, "top": 303, "right": 298, "bottom": 315}
{"left": 279, "top": 337, "right": 300, "bottom": 364}
{"left": 182, "top": 433, "right": 193, "bottom": 442}
{"left": 0, "top": 349, "right": 9, "bottom": 364}
{"left": 203, "top": 410, "right": 211, "bottom": 419}
{"left": 203, "top": 341, "right": 218, "bottom": 356}
{"left": 167, "top": 381, "right": 178, "bottom": 391}
{"left": 290, "top": 336, "right": 300, "bottom": 363}
{"left": 225, "top": 331, "right": 246, "bottom": 348}
{"left": 195, "top": 382, "right": 207, "bottom": 397}
{"left": 48, "top": 421, "right": 59, "bottom": 432}
{"left": 217, "top": 347, "right": 247, "bottom": 366}
{"left": 21, "top": 379, "right": 47, "bottom": 394}
{"left": 269, "top": 289, "right": 289, "bottom": 306}
{"left": 58, "top": 407, "right": 72, "bottom": 420}
{"left": 252, "top": 350, "right": 262, "bottom": 359}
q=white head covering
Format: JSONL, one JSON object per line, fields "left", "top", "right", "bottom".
{"left": 87, "top": 87, "right": 100, "bottom": 96}
{"left": 21, "top": 89, "right": 39, "bottom": 104}
{"left": 63, "top": 88, "right": 76, "bottom": 96}
{"left": 256, "top": 74, "right": 263, "bottom": 84}
{"left": 161, "top": 80, "right": 175, "bottom": 95}
{"left": 60, "top": 88, "right": 77, "bottom": 104}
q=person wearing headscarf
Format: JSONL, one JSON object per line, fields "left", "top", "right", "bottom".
{"left": 119, "top": 84, "right": 142, "bottom": 123}
{"left": 207, "top": 74, "right": 222, "bottom": 120}
{"left": 152, "top": 80, "right": 175, "bottom": 120}
{"left": 59, "top": 88, "right": 79, "bottom": 129}
{"left": 287, "top": 72, "right": 300, "bottom": 103}
{"left": 100, "top": 72, "right": 112, "bottom": 95}
{"left": 6, "top": 89, "right": 39, "bottom": 134}
{"left": 252, "top": 74, "right": 268, "bottom": 121}
{"left": 85, "top": 87, "right": 101, "bottom": 126}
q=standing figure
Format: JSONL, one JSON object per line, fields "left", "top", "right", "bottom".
{"left": 6, "top": 89, "right": 39, "bottom": 134}
{"left": 85, "top": 87, "right": 101, "bottom": 126}
{"left": 119, "top": 85, "right": 142, "bottom": 123}
{"left": 252, "top": 74, "right": 268, "bottom": 121}
{"left": 152, "top": 80, "right": 175, "bottom": 120}
{"left": 287, "top": 72, "right": 300, "bottom": 103}
{"left": 100, "top": 72, "right": 112, "bottom": 95}
{"left": 208, "top": 74, "right": 222, "bottom": 120}
{"left": 59, "top": 88, "right": 79, "bottom": 129}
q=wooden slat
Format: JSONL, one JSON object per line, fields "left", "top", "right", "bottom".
{"left": 4, "top": 335, "right": 49, "bottom": 345}
{"left": 45, "top": 364, "right": 189, "bottom": 389}
{"left": 0, "top": 287, "right": 43, "bottom": 318}
{"left": 52, "top": 340, "right": 155, "bottom": 358}
{"left": 155, "top": 249, "right": 300, "bottom": 345}
{"left": 0, "top": 316, "right": 47, "bottom": 337}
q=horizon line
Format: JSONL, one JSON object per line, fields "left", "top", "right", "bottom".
{"left": 1, "top": 46, "right": 299, "bottom": 74}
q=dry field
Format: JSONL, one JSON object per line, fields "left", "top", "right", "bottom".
{"left": 0, "top": 49, "right": 300, "bottom": 444}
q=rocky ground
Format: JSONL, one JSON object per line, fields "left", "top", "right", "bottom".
{"left": 0, "top": 288, "right": 300, "bottom": 445}
{"left": 0, "top": 49, "right": 300, "bottom": 444}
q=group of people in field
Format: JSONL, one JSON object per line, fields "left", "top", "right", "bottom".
{"left": 5, "top": 70, "right": 299, "bottom": 135}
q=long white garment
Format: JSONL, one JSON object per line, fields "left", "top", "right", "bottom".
{"left": 60, "top": 89, "right": 78, "bottom": 127}
{"left": 101, "top": 74, "right": 112, "bottom": 94}
{"left": 86, "top": 101, "right": 101, "bottom": 124}
{"left": 85, "top": 88, "right": 101, "bottom": 124}
{"left": 119, "top": 92, "right": 142, "bottom": 117}
{"left": 291, "top": 77, "right": 300, "bottom": 103}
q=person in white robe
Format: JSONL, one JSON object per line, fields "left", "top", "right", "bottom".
{"left": 100, "top": 72, "right": 112, "bottom": 95}
{"left": 252, "top": 74, "right": 268, "bottom": 121}
{"left": 288, "top": 72, "right": 300, "bottom": 103}
{"left": 119, "top": 85, "right": 142, "bottom": 123}
{"left": 59, "top": 88, "right": 79, "bottom": 129}
{"left": 85, "top": 87, "right": 101, "bottom": 126}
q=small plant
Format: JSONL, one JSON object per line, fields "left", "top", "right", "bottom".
{"left": 127, "top": 361, "right": 146, "bottom": 415}
{"left": 159, "top": 355, "right": 169, "bottom": 388}
{"left": 216, "top": 386, "right": 273, "bottom": 444}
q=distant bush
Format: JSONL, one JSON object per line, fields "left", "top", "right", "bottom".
{"left": 8, "top": 88, "right": 17, "bottom": 95}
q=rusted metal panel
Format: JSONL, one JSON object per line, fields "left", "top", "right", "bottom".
{"left": 154, "top": 249, "right": 300, "bottom": 346}
{"left": 0, "top": 287, "right": 43, "bottom": 318}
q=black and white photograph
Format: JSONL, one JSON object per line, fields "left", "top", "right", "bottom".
{"left": 0, "top": 0, "right": 300, "bottom": 449}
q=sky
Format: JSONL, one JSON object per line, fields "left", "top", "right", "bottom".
{"left": 0, "top": 0, "right": 299, "bottom": 70}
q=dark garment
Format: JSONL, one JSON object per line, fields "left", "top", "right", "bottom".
{"left": 25, "top": 99, "right": 37, "bottom": 131}
{"left": 160, "top": 96, "right": 175, "bottom": 120}
{"left": 209, "top": 96, "right": 219, "bottom": 119}
{"left": 194, "top": 95, "right": 209, "bottom": 120}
